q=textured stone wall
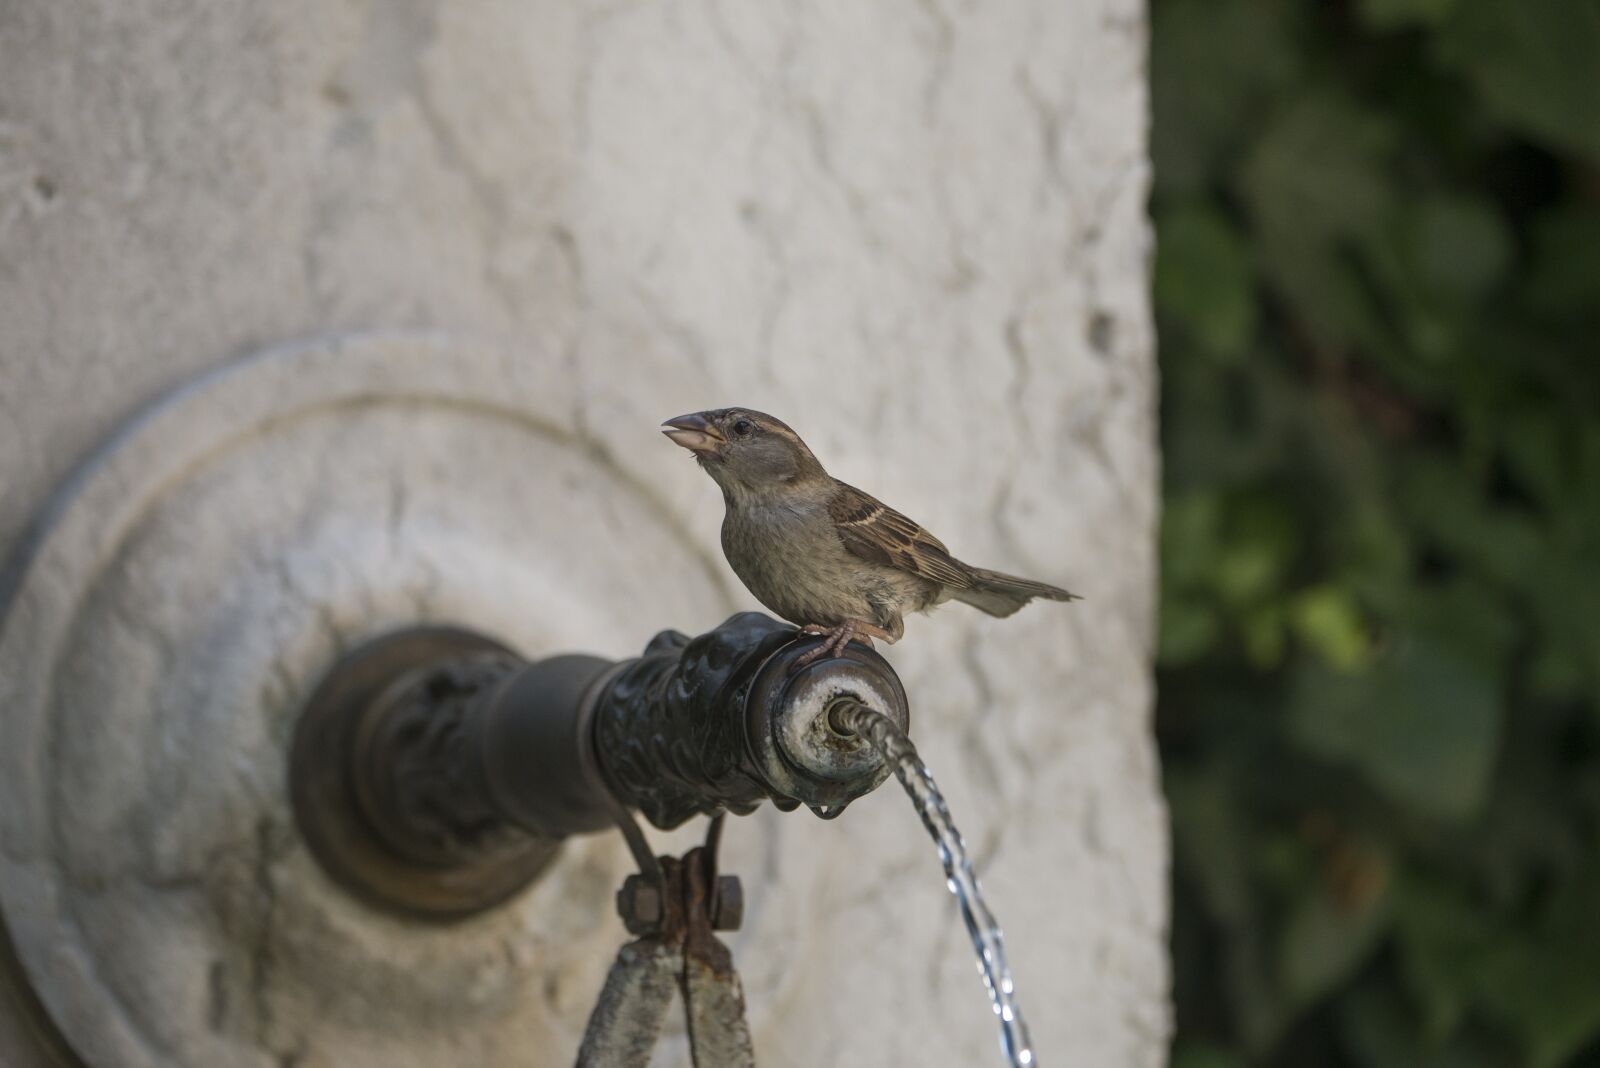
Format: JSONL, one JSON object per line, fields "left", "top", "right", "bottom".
{"left": 0, "top": 2, "right": 1165, "bottom": 1065}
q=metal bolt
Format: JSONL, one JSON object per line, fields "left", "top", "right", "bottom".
{"left": 711, "top": 875, "right": 743, "bottom": 931}
{"left": 616, "top": 873, "right": 662, "bottom": 935}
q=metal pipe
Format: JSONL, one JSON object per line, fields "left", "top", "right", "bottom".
{"left": 289, "top": 612, "right": 910, "bottom": 920}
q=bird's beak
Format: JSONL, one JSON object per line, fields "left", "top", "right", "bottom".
{"left": 661, "top": 412, "right": 726, "bottom": 457}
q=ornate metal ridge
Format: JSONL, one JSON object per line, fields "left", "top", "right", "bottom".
{"left": 591, "top": 614, "right": 798, "bottom": 830}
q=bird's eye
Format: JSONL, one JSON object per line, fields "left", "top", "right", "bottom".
{"left": 732, "top": 418, "right": 755, "bottom": 438}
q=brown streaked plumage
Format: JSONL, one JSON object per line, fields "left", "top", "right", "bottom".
{"left": 662, "top": 408, "right": 1078, "bottom": 667}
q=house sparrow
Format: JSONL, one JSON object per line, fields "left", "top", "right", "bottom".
{"left": 662, "top": 408, "right": 1077, "bottom": 667}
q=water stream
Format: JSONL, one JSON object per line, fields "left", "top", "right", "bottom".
{"left": 830, "top": 700, "right": 1036, "bottom": 1067}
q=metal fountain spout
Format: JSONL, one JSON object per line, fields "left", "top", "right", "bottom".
{"left": 288, "top": 611, "right": 910, "bottom": 920}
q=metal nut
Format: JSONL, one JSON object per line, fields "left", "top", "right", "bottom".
{"left": 711, "top": 875, "right": 743, "bottom": 931}
{"left": 617, "top": 873, "right": 662, "bottom": 934}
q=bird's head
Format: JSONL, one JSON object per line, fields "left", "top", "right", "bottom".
{"left": 661, "top": 408, "right": 825, "bottom": 495}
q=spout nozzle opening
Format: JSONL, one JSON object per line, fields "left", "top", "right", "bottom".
{"left": 744, "top": 635, "right": 910, "bottom": 810}
{"left": 824, "top": 695, "right": 868, "bottom": 738}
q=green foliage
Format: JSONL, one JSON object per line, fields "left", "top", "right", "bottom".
{"left": 1152, "top": 1, "right": 1600, "bottom": 1064}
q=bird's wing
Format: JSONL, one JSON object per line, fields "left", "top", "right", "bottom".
{"left": 827, "top": 482, "right": 973, "bottom": 589}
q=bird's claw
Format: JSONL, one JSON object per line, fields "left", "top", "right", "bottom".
{"left": 790, "top": 623, "right": 872, "bottom": 673}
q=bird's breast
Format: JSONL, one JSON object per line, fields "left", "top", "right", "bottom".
{"left": 721, "top": 500, "right": 868, "bottom": 625}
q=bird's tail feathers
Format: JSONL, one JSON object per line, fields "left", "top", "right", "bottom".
{"left": 954, "top": 568, "right": 1080, "bottom": 618}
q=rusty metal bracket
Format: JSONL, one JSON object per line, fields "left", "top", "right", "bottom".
{"left": 578, "top": 818, "right": 756, "bottom": 1068}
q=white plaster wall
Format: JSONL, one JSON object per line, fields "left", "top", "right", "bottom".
{"left": 0, "top": 1, "right": 1165, "bottom": 1065}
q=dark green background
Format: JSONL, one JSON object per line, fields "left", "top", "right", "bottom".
{"left": 1151, "top": 0, "right": 1600, "bottom": 1064}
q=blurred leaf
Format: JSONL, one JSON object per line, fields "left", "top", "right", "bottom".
{"left": 1240, "top": 89, "right": 1397, "bottom": 247}
{"left": 1410, "top": 195, "right": 1512, "bottom": 302}
{"left": 1162, "top": 489, "right": 1226, "bottom": 589}
{"left": 1289, "top": 635, "right": 1501, "bottom": 819}
{"left": 1214, "top": 494, "right": 1300, "bottom": 606}
{"left": 1524, "top": 546, "right": 1600, "bottom": 711}
{"left": 1214, "top": 541, "right": 1280, "bottom": 606}
{"left": 1498, "top": 407, "right": 1567, "bottom": 509}
{"left": 1330, "top": 494, "right": 1414, "bottom": 613}
{"left": 1161, "top": 595, "right": 1223, "bottom": 666}
{"left": 1338, "top": 982, "right": 1506, "bottom": 1068}
{"left": 1172, "top": 1043, "right": 1243, "bottom": 1068}
{"left": 1291, "top": 585, "right": 1374, "bottom": 671}
{"left": 1280, "top": 866, "right": 1393, "bottom": 1008}
{"left": 1523, "top": 206, "right": 1600, "bottom": 318}
{"left": 1358, "top": 0, "right": 1460, "bottom": 30}
{"left": 1241, "top": 604, "right": 1287, "bottom": 668}
{"left": 1156, "top": 204, "right": 1257, "bottom": 359}
{"left": 1528, "top": 643, "right": 1587, "bottom": 703}
{"left": 1169, "top": 768, "right": 1254, "bottom": 925}
{"left": 1395, "top": 873, "right": 1494, "bottom": 1041}
{"left": 1399, "top": 454, "right": 1545, "bottom": 588}
{"left": 1434, "top": 0, "right": 1600, "bottom": 162}
{"left": 1239, "top": 89, "right": 1399, "bottom": 352}
{"left": 1472, "top": 861, "right": 1600, "bottom": 1066}
{"left": 1151, "top": 0, "right": 1303, "bottom": 193}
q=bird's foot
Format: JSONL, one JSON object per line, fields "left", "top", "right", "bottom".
{"left": 791, "top": 621, "right": 885, "bottom": 672}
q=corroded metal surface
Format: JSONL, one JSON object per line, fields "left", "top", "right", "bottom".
{"left": 580, "top": 846, "right": 755, "bottom": 1068}
{"left": 680, "top": 850, "right": 757, "bottom": 1068}
{"left": 574, "top": 940, "right": 680, "bottom": 1068}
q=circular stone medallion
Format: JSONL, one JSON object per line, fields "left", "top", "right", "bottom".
{"left": 0, "top": 334, "right": 733, "bottom": 1068}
